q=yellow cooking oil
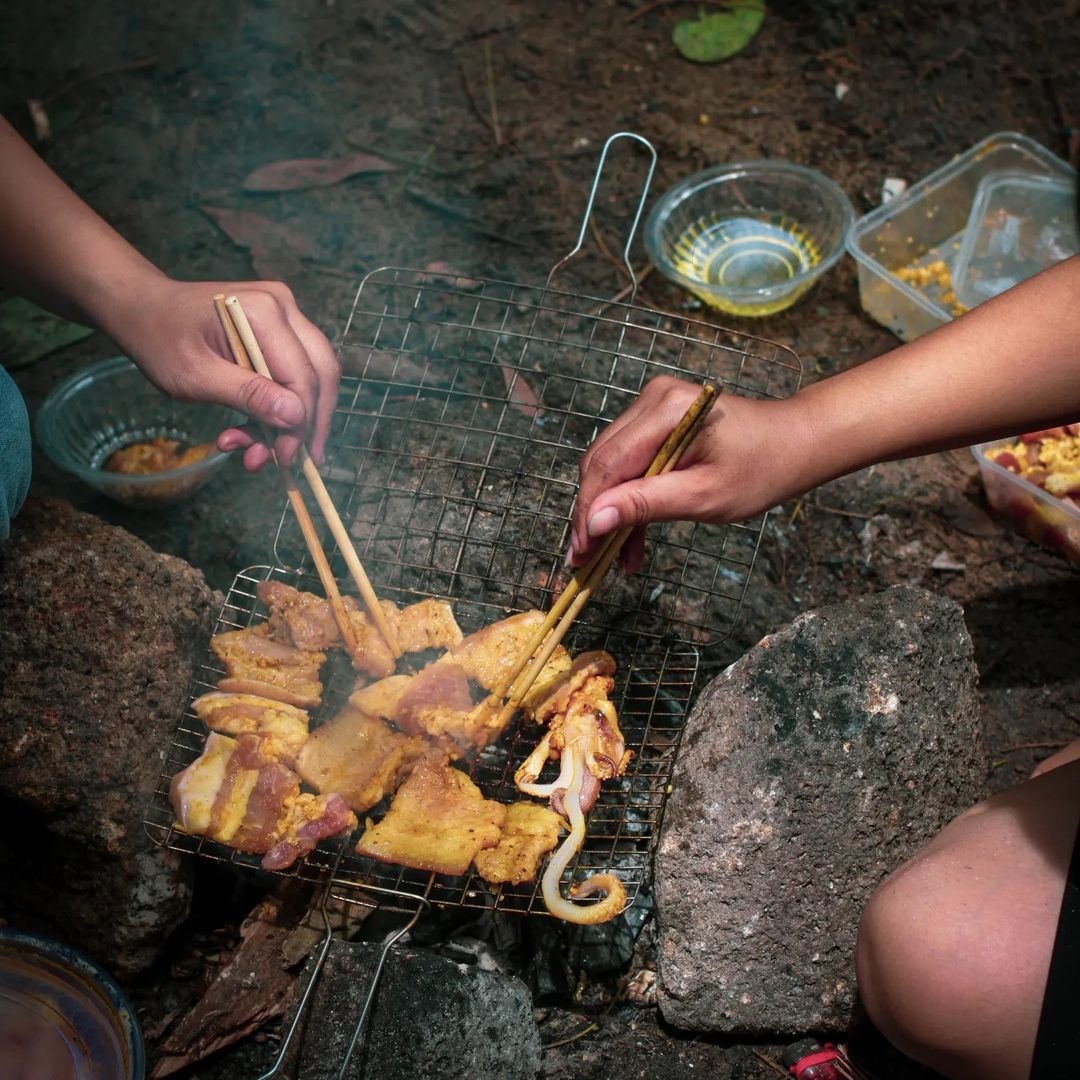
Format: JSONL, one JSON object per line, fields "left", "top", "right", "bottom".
{"left": 669, "top": 214, "right": 822, "bottom": 316}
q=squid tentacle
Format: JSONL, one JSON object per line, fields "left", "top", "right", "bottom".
{"left": 540, "top": 744, "right": 627, "bottom": 925}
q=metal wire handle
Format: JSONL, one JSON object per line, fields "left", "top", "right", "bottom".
{"left": 545, "top": 131, "right": 658, "bottom": 302}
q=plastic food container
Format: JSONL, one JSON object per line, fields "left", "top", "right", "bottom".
{"left": 35, "top": 355, "right": 237, "bottom": 508}
{"left": 0, "top": 928, "right": 145, "bottom": 1079}
{"left": 846, "top": 132, "right": 1077, "bottom": 342}
{"left": 972, "top": 438, "right": 1080, "bottom": 566}
{"left": 952, "top": 171, "right": 1078, "bottom": 308}
{"left": 644, "top": 160, "right": 854, "bottom": 317}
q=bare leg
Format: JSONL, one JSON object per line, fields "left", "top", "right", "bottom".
{"left": 856, "top": 759, "right": 1080, "bottom": 1080}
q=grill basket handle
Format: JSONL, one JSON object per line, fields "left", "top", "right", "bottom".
{"left": 546, "top": 131, "right": 658, "bottom": 301}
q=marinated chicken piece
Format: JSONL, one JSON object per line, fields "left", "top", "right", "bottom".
{"left": 104, "top": 436, "right": 214, "bottom": 475}
{"left": 295, "top": 706, "right": 434, "bottom": 813}
{"left": 451, "top": 610, "right": 546, "bottom": 690}
{"left": 212, "top": 625, "right": 325, "bottom": 708}
{"left": 410, "top": 696, "right": 507, "bottom": 757}
{"left": 169, "top": 732, "right": 356, "bottom": 870}
{"left": 192, "top": 691, "right": 309, "bottom": 766}
{"left": 474, "top": 801, "right": 563, "bottom": 886}
{"left": 524, "top": 650, "right": 616, "bottom": 725}
{"left": 258, "top": 580, "right": 359, "bottom": 652}
{"left": 356, "top": 757, "right": 506, "bottom": 876}
{"left": 395, "top": 598, "right": 464, "bottom": 653}
{"left": 515, "top": 674, "right": 631, "bottom": 815}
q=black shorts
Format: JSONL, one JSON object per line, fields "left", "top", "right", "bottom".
{"left": 1029, "top": 818, "right": 1080, "bottom": 1078}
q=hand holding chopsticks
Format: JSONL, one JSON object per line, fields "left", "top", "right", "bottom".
{"left": 493, "top": 382, "right": 719, "bottom": 725}
{"left": 213, "top": 294, "right": 402, "bottom": 660}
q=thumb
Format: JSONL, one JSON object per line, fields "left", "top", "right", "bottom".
{"left": 193, "top": 356, "right": 306, "bottom": 429}
{"left": 585, "top": 470, "right": 707, "bottom": 539}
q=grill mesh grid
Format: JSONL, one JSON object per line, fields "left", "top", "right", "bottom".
{"left": 145, "top": 268, "right": 800, "bottom": 915}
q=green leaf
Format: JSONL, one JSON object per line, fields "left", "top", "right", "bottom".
{"left": 0, "top": 297, "right": 93, "bottom": 369}
{"left": 673, "top": 3, "right": 766, "bottom": 63}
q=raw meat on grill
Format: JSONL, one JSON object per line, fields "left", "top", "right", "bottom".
{"left": 258, "top": 579, "right": 359, "bottom": 652}
{"left": 169, "top": 732, "right": 356, "bottom": 870}
{"left": 355, "top": 757, "right": 506, "bottom": 876}
{"left": 295, "top": 705, "right": 435, "bottom": 813}
{"left": 473, "top": 801, "right": 563, "bottom": 886}
{"left": 211, "top": 625, "right": 325, "bottom": 708}
{"left": 192, "top": 691, "right": 310, "bottom": 766}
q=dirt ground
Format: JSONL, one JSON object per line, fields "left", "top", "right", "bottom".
{"left": 3, "top": 1, "right": 1080, "bottom": 1077}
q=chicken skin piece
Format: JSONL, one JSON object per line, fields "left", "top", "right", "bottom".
{"left": 211, "top": 625, "right": 325, "bottom": 708}
{"left": 473, "top": 802, "right": 563, "bottom": 886}
{"left": 295, "top": 705, "right": 434, "bottom": 813}
{"left": 169, "top": 732, "right": 356, "bottom": 870}
{"left": 356, "top": 757, "right": 506, "bottom": 876}
{"left": 192, "top": 691, "right": 309, "bottom": 767}
{"left": 524, "top": 650, "right": 616, "bottom": 725}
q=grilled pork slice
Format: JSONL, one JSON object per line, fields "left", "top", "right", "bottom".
{"left": 211, "top": 625, "right": 325, "bottom": 708}
{"left": 356, "top": 757, "right": 506, "bottom": 876}
{"left": 347, "top": 674, "right": 412, "bottom": 718}
{"left": 295, "top": 706, "right": 434, "bottom": 813}
{"left": 394, "top": 598, "right": 464, "bottom": 653}
{"left": 524, "top": 651, "right": 616, "bottom": 725}
{"left": 473, "top": 801, "right": 563, "bottom": 886}
{"left": 258, "top": 580, "right": 358, "bottom": 652}
{"left": 169, "top": 732, "right": 356, "bottom": 870}
{"left": 192, "top": 691, "right": 309, "bottom": 767}
{"left": 451, "top": 610, "right": 546, "bottom": 690}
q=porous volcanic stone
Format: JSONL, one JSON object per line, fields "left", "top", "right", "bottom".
{"left": 0, "top": 498, "right": 214, "bottom": 975}
{"left": 285, "top": 939, "right": 541, "bottom": 1079}
{"left": 655, "top": 585, "right": 987, "bottom": 1035}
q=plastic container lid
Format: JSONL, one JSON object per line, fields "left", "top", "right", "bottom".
{"left": 953, "top": 171, "right": 1078, "bottom": 309}
{"left": 0, "top": 929, "right": 145, "bottom": 1079}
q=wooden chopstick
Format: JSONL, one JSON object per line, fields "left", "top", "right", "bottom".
{"left": 213, "top": 295, "right": 360, "bottom": 658}
{"left": 222, "top": 295, "right": 402, "bottom": 660}
{"left": 494, "top": 382, "right": 719, "bottom": 725}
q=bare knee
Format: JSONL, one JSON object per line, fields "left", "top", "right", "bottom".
{"left": 856, "top": 847, "right": 1047, "bottom": 1080}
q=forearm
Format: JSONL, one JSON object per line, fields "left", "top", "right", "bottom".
{"left": 0, "top": 116, "right": 164, "bottom": 329}
{"left": 792, "top": 254, "right": 1080, "bottom": 489}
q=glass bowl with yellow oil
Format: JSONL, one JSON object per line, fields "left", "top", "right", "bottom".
{"left": 645, "top": 161, "right": 854, "bottom": 317}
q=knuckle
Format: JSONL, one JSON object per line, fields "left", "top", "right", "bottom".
{"left": 242, "top": 376, "right": 276, "bottom": 416}
{"left": 624, "top": 483, "right": 651, "bottom": 525}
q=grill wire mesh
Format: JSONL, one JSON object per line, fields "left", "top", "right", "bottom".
{"left": 146, "top": 267, "right": 800, "bottom": 916}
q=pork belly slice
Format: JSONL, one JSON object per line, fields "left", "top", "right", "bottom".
{"left": 347, "top": 674, "right": 412, "bottom": 718}
{"left": 295, "top": 705, "right": 434, "bottom": 813}
{"left": 449, "top": 610, "right": 547, "bottom": 690}
{"left": 394, "top": 598, "right": 463, "bottom": 653}
{"left": 473, "top": 801, "right": 563, "bottom": 886}
{"left": 258, "top": 579, "right": 358, "bottom": 652}
{"left": 345, "top": 600, "right": 402, "bottom": 678}
{"left": 356, "top": 757, "right": 506, "bottom": 876}
{"left": 212, "top": 625, "right": 325, "bottom": 708}
{"left": 192, "top": 691, "right": 309, "bottom": 766}
{"left": 169, "top": 732, "right": 356, "bottom": 870}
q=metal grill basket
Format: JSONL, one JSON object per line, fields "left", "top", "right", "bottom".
{"left": 145, "top": 133, "right": 801, "bottom": 921}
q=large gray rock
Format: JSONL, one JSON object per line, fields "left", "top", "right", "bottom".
{"left": 656, "top": 585, "right": 987, "bottom": 1035}
{"left": 0, "top": 499, "right": 214, "bottom": 975}
{"left": 285, "top": 939, "right": 541, "bottom": 1079}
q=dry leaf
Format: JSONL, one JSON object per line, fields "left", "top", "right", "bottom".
{"left": 242, "top": 153, "right": 398, "bottom": 193}
{"left": 500, "top": 364, "right": 542, "bottom": 418}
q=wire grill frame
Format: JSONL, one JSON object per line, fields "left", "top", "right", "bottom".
{"left": 146, "top": 267, "right": 800, "bottom": 917}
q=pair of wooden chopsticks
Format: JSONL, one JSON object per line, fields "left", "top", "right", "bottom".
{"left": 213, "top": 294, "right": 401, "bottom": 660}
{"left": 492, "top": 382, "right": 719, "bottom": 725}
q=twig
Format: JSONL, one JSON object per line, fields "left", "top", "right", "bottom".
{"left": 483, "top": 40, "right": 503, "bottom": 146}
{"left": 540, "top": 1021, "right": 599, "bottom": 1051}
{"left": 751, "top": 1049, "right": 790, "bottom": 1077}
{"left": 999, "top": 740, "right": 1070, "bottom": 754}
{"left": 43, "top": 56, "right": 156, "bottom": 103}
{"left": 460, "top": 63, "right": 498, "bottom": 144}
{"left": 812, "top": 501, "right": 876, "bottom": 521}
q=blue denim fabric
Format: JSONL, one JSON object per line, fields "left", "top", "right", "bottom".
{"left": 0, "top": 365, "right": 31, "bottom": 540}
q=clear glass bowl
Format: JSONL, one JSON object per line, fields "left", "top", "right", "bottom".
{"left": 644, "top": 160, "right": 854, "bottom": 317}
{"left": 35, "top": 355, "right": 236, "bottom": 508}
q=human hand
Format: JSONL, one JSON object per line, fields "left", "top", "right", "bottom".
{"left": 106, "top": 277, "right": 340, "bottom": 470}
{"left": 568, "top": 376, "right": 813, "bottom": 572}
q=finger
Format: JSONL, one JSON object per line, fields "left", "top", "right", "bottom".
{"left": 241, "top": 291, "right": 320, "bottom": 438}
{"left": 242, "top": 442, "right": 274, "bottom": 472}
{"left": 286, "top": 311, "right": 340, "bottom": 464}
{"left": 193, "top": 358, "right": 306, "bottom": 429}
{"left": 273, "top": 431, "right": 303, "bottom": 468}
{"left": 217, "top": 427, "right": 257, "bottom": 453}
{"left": 585, "top": 467, "right": 714, "bottom": 539}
